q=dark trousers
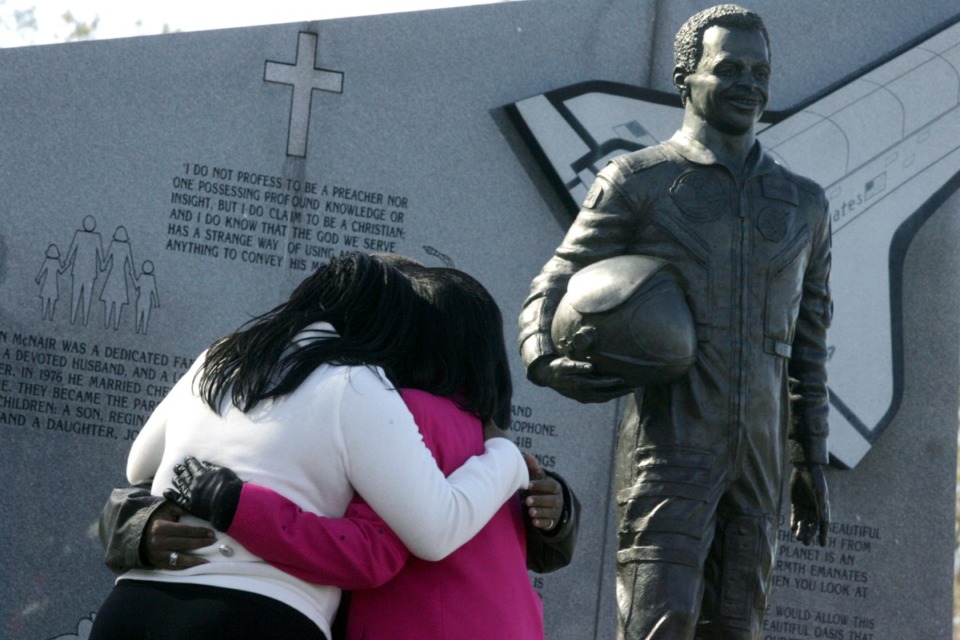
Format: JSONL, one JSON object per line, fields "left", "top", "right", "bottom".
{"left": 89, "top": 579, "right": 327, "bottom": 640}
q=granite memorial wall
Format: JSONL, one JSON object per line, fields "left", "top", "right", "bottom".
{"left": 1, "top": 2, "right": 959, "bottom": 638}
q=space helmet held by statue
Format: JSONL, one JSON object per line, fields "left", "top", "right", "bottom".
{"left": 551, "top": 255, "right": 696, "bottom": 387}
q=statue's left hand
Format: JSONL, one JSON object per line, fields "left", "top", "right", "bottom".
{"left": 789, "top": 463, "right": 830, "bottom": 547}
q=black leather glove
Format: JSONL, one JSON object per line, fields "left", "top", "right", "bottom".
{"left": 163, "top": 456, "right": 243, "bottom": 532}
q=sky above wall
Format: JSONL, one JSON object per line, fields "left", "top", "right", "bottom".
{"left": 0, "top": 0, "right": 505, "bottom": 47}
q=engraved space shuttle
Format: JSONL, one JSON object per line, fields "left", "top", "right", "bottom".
{"left": 507, "top": 19, "right": 960, "bottom": 469}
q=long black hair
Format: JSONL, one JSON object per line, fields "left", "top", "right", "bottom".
{"left": 394, "top": 268, "right": 513, "bottom": 427}
{"left": 197, "top": 252, "right": 423, "bottom": 413}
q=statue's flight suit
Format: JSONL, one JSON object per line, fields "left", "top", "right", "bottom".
{"left": 520, "top": 131, "right": 832, "bottom": 639}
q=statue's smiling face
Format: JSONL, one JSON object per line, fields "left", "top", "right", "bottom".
{"left": 683, "top": 26, "right": 770, "bottom": 135}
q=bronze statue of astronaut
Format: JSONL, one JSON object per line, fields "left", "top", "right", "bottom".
{"left": 519, "top": 5, "right": 831, "bottom": 638}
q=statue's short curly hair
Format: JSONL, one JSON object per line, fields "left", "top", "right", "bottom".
{"left": 674, "top": 4, "right": 770, "bottom": 77}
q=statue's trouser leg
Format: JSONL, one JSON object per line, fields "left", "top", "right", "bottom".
{"left": 615, "top": 442, "right": 722, "bottom": 640}
{"left": 616, "top": 508, "right": 775, "bottom": 640}
{"left": 696, "top": 512, "right": 776, "bottom": 640}
{"left": 616, "top": 559, "right": 703, "bottom": 639}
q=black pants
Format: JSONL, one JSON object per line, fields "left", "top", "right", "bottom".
{"left": 89, "top": 579, "right": 327, "bottom": 640}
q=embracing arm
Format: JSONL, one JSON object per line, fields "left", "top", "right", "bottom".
{"left": 228, "top": 468, "right": 583, "bottom": 584}
{"left": 228, "top": 485, "right": 408, "bottom": 589}
{"left": 339, "top": 370, "right": 529, "bottom": 561}
{"left": 228, "top": 470, "right": 582, "bottom": 585}
{"left": 103, "top": 450, "right": 405, "bottom": 584}
{"left": 228, "top": 435, "right": 582, "bottom": 584}
{"left": 98, "top": 483, "right": 215, "bottom": 573}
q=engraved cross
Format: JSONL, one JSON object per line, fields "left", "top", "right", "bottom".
{"left": 264, "top": 32, "right": 343, "bottom": 157}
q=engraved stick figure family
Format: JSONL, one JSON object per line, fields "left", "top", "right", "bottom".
{"left": 36, "top": 214, "right": 159, "bottom": 333}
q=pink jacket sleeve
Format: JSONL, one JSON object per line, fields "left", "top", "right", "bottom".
{"left": 228, "top": 483, "right": 411, "bottom": 590}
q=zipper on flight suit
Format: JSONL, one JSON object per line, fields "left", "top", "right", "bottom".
{"left": 731, "top": 176, "right": 753, "bottom": 473}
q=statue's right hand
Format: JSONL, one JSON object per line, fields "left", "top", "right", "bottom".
{"left": 528, "top": 356, "right": 633, "bottom": 404}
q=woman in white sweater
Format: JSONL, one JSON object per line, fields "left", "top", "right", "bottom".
{"left": 88, "top": 252, "right": 528, "bottom": 640}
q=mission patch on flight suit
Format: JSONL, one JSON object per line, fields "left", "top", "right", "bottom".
{"left": 669, "top": 170, "right": 734, "bottom": 222}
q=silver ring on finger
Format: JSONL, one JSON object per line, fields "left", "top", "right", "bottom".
{"left": 169, "top": 551, "right": 179, "bottom": 567}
